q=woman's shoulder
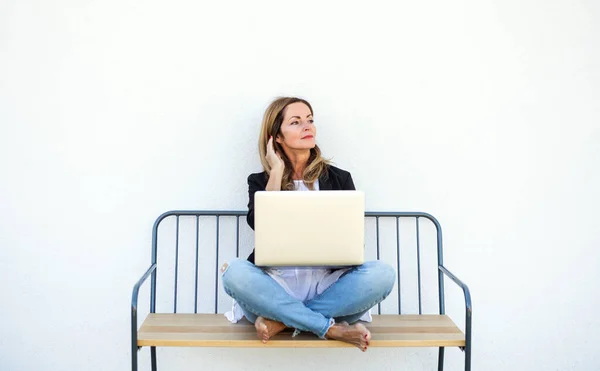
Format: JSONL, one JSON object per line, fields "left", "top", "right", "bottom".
{"left": 324, "top": 164, "right": 352, "bottom": 179}
{"left": 247, "top": 171, "right": 268, "bottom": 187}
{"left": 248, "top": 170, "right": 268, "bottom": 179}
{"left": 321, "top": 164, "right": 354, "bottom": 190}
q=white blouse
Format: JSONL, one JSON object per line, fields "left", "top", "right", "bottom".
{"left": 224, "top": 179, "right": 372, "bottom": 323}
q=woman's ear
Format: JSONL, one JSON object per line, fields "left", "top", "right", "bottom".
{"left": 275, "top": 134, "right": 283, "bottom": 144}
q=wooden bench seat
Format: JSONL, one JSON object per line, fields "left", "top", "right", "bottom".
{"left": 138, "top": 313, "right": 465, "bottom": 348}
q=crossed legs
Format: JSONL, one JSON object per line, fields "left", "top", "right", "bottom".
{"left": 222, "top": 259, "right": 395, "bottom": 351}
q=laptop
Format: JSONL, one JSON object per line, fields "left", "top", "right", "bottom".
{"left": 253, "top": 190, "right": 365, "bottom": 267}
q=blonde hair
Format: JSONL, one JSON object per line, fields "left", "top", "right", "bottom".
{"left": 258, "top": 97, "right": 330, "bottom": 190}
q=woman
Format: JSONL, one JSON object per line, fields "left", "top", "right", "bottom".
{"left": 222, "top": 97, "right": 395, "bottom": 352}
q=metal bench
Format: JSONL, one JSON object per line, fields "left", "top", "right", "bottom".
{"left": 131, "top": 211, "right": 472, "bottom": 370}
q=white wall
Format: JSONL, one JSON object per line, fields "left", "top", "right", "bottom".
{"left": 1, "top": 0, "right": 599, "bottom": 370}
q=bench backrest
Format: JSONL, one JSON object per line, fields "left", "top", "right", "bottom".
{"left": 145, "top": 210, "right": 448, "bottom": 316}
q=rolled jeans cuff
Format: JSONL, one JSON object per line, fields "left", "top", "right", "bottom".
{"left": 318, "top": 317, "right": 335, "bottom": 339}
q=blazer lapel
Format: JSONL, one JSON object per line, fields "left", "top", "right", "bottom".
{"left": 319, "top": 171, "right": 332, "bottom": 190}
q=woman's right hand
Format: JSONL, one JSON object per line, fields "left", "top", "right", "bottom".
{"left": 266, "top": 136, "right": 284, "bottom": 172}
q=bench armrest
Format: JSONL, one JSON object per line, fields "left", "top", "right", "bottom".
{"left": 131, "top": 264, "right": 157, "bottom": 313}
{"left": 131, "top": 264, "right": 156, "bottom": 349}
{"left": 439, "top": 265, "right": 472, "bottom": 314}
{"left": 439, "top": 265, "right": 472, "bottom": 353}
{"left": 131, "top": 263, "right": 156, "bottom": 360}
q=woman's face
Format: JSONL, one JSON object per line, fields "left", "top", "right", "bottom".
{"left": 275, "top": 102, "right": 316, "bottom": 153}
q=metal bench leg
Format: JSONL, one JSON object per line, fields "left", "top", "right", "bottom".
{"left": 438, "top": 347, "right": 444, "bottom": 371}
{"left": 132, "top": 333, "right": 138, "bottom": 371}
{"left": 132, "top": 350, "right": 137, "bottom": 371}
{"left": 465, "top": 313, "right": 472, "bottom": 371}
{"left": 151, "top": 347, "right": 157, "bottom": 371}
{"left": 465, "top": 342, "right": 471, "bottom": 371}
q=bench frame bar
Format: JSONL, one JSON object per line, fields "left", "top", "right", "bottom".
{"left": 131, "top": 210, "right": 472, "bottom": 371}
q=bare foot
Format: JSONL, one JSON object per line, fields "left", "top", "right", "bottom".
{"left": 255, "top": 316, "right": 286, "bottom": 343}
{"left": 325, "top": 322, "right": 371, "bottom": 352}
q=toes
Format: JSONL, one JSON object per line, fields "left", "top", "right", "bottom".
{"left": 363, "top": 329, "right": 372, "bottom": 342}
{"left": 256, "top": 321, "right": 271, "bottom": 343}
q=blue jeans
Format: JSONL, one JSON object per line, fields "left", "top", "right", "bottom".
{"left": 222, "top": 258, "right": 396, "bottom": 338}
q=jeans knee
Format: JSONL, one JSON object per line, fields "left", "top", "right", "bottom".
{"left": 363, "top": 260, "right": 396, "bottom": 294}
{"left": 221, "top": 258, "right": 253, "bottom": 294}
{"left": 380, "top": 261, "right": 397, "bottom": 292}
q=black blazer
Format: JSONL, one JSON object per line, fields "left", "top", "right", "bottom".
{"left": 245, "top": 165, "right": 356, "bottom": 264}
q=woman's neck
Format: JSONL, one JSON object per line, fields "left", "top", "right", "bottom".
{"left": 286, "top": 150, "right": 311, "bottom": 180}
